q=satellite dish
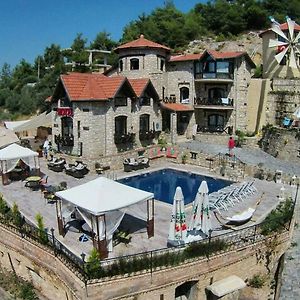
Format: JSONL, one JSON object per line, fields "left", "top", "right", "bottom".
{"left": 268, "top": 16, "right": 300, "bottom": 69}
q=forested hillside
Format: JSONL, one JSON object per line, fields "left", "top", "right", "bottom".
{"left": 1, "top": 0, "right": 299, "bottom": 120}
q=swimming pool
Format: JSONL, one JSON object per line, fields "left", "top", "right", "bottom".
{"left": 118, "top": 168, "right": 231, "bottom": 205}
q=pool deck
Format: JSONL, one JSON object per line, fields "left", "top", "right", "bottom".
{"left": 0, "top": 158, "right": 293, "bottom": 260}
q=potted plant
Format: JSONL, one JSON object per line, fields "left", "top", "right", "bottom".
{"left": 181, "top": 153, "right": 187, "bottom": 164}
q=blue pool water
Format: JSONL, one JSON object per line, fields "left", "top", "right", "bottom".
{"left": 118, "top": 168, "right": 231, "bottom": 205}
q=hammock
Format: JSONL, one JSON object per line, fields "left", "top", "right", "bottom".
{"left": 214, "top": 193, "right": 264, "bottom": 229}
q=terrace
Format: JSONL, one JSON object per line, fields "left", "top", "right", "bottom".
{"left": 0, "top": 156, "right": 290, "bottom": 262}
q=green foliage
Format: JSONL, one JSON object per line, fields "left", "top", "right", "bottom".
{"left": 253, "top": 64, "right": 262, "bottom": 78}
{"left": 261, "top": 198, "right": 294, "bottom": 236}
{"left": 249, "top": 274, "right": 266, "bottom": 288}
{"left": 11, "top": 202, "right": 23, "bottom": 227}
{"left": 35, "top": 213, "right": 48, "bottom": 244}
{"left": 235, "top": 130, "right": 246, "bottom": 147}
{"left": 85, "top": 248, "right": 104, "bottom": 278}
{"left": 0, "top": 195, "right": 10, "bottom": 215}
{"left": 0, "top": 270, "right": 38, "bottom": 300}
{"left": 184, "top": 239, "right": 227, "bottom": 259}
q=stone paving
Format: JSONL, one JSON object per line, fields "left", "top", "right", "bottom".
{"left": 0, "top": 153, "right": 286, "bottom": 261}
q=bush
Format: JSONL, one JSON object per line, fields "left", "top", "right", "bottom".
{"left": 35, "top": 213, "right": 48, "bottom": 244}
{"left": 261, "top": 198, "right": 294, "bottom": 236}
{"left": 85, "top": 248, "right": 103, "bottom": 278}
{"left": 11, "top": 202, "right": 23, "bottom": 227}
{"left": 249, "top": 274, "right": 265, "bottom": 288}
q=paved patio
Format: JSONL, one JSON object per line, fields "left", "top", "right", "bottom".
{"left": 0, "top": 156, "right": 292, "bottom": 260}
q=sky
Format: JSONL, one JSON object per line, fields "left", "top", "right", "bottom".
{"left": 0, "top": 0, "right": 204, "bottom": 68}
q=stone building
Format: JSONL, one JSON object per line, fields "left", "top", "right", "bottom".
{"left": 50, "top": 35, "right": 255, "bottom": 158}
{"left": 109, "top": 35, "right": 255, "bottom": 137}
{"left": 50, "top": 73, "right": 160, "bottom": 158}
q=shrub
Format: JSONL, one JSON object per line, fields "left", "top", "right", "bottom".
{"left": 11, "top": 202, "right": 23, "bottom": 227}
{"left": 261, "top": 198, "right": 294, "bottom": 236}
{"left": 35, "top": 213, "right": 48, "bottom": 244}
{"left": 249, "top": 274, "right": 265, "bottom": 288}
{"left": 85, "top": 248, "right": 103, "bottom": 279}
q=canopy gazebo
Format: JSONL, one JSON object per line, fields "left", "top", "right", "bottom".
{"left": 55, "top": 177, "right": 155, "bottom": 258}
{"left": 0, "top": 143, "right": 40, "bottom": 185}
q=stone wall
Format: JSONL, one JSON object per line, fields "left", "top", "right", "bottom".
{"left": 0, "top": 222, "right": 291, "bottom": 300}
{"left": 260, "top": 126, "right": 300, "bottom": 163}
{"left": 266, "top": 79, "right": 300, "bottom": 126}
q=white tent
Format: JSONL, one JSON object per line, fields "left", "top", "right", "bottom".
{"left": 13, "top": 112, "right": 52, "bottom": 132}
{"left": 55, "top": 177, "right": 154, "bottom": 256}
{"left": 0, "top": 127, "right": 19, "bottom": 149}
{"left": 0, "top": 143, "right": 39, "bottom": 174}
{"left": 4, "top": 120, "right": 29, "bottom": 131}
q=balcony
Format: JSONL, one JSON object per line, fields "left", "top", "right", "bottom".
{"left": 54, "top": 134, "right": 74, "bottom": 147}
{"left": 162, "top": 96, "right": 176, "bottom": 103}
{"left": 114, "top": 133, "right": 136, "bottom": 144}
{"left": 139, "top": 130, "right": 157, "bottom": 141}
{"left": 194, "top": 98, "right": 234, "bottom": 110}
{"left": 194, "top": 73, "right": 234, "bottom": 83}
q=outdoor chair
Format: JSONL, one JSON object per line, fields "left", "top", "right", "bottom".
{"left": 64, "top": 164, "right": 85, "bottom": 178}
{"left": 123, "top": 158, "right": 139, "bottom": 172}
{"left": 137, "top": 157, "right": 150, "bottom": 169}
{"left": 48, "top": 158, "right": 66, "bottom": 172}
{"left": 95, "top": 162, "right": 103, "bottom": 174}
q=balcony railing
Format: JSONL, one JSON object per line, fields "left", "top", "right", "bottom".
{"left": 162, "top": 96, "right": 176, "bottom": 103}
{"left": 195, "top": 73, "right": 233, "bottom": 80}
{"left": 54, "top": 134, "right": 74, "bottom": 147}
{"left": 195, "top": 97, "right": 234, "bottom": 107}
{"left": 139, "top": 130, "right": 157, "bottom": 140}
{"left": 114, "top": 133, "right": 136, "bottom": 144}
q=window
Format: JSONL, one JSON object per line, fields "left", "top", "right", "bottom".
{"left": 160, "top": 58, "right": 165, "bottom": 71}
{"left": 208, "top": 114, "right": 225, "bottom": 128}
{"left": 130, "top": 58, "right": 139, "bottom": 70}
{"left": 139, "top": 97, "right": 151, "bottom": 106}
{"left": 208, "top": 88, "right": 225, "bottom": 101}
{"left": 77, "top": 121, "right": 80, "bottom": 138}
{"left": 180, "top": 87, "right": 189, "bottom": 103}
{"left": 82, "top": 108, "right": 89, "bottom": 112}
{"left": 114, "top": 97, "right": 127, "bottom": 107}
{"left": 61, "top": 117, "right": 73, "bottom": 137}
{"left": 216, "top": 61, "right": 230, "bottom": 73}
{"left": 83, "top": 126, "right": 89, "bottom": 131}
{"left": 115, "top": 116, "right": 127, "bottom": 135}
{"left": 140, "top": 114, "right": 150, "bottom": 133}
{"left": 203, "top": 61, "right": 215, "bottom": 73}
{"left": 119, "top": 59, "right": 123, "bottom": 72}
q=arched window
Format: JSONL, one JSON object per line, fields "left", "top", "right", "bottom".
{"left": 119, "top": 59, "right": 123, "bottom": 72}
{"left": 115, "top": 116, "right": 127, "bottom": 135}
{"left": 130, "top": 58, "right": 139, "bottom": 70}
{"left": 208, "top": 114, "right": 224, "bottom": 129}
{"left": 140, "top": 114, "right": 150, "bottom": 133}
{"left": 180, "top": 87, "right": 189, "bottom": 103}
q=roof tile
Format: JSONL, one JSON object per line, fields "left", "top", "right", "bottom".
{"left": 115, "top": 35, "right": 170, "bottom": 52}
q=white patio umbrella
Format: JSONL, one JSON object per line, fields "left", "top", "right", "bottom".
{"left": 201, "top": 181, "right": 212, "bottom": 236}
{"left": 188, "top": 181, "right": 205, "bottom": 231}
{"left": 168, "top": 186, "right": 187, "bottom": 245}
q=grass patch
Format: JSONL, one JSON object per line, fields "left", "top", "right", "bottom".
{"left": 248, "top": 274, "right": 266, "bottom": 288}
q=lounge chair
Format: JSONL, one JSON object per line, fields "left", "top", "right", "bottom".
{"left": 95, "top": 162, "right": 103, "bottom": 174}
{"left": 65, "top": 164, "right": 85, "bottom": 178}
{"left": 48, "top": 158, "right": 66, "bottom": 172}
{"left": 138, "top": 157, "right": 150, "bottom": 169}
{"left": 123, "top": 158, "right": 139, "bottom": 172}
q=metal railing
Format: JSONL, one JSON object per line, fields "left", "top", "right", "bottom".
{"left": 0, "top": 200, "right": 294, "bottom": 282}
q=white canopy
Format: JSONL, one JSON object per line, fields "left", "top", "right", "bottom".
{"left": 4, "top": 120, "right": 29, "bottom": 131}
{"left": 56, "top": 177, "right": 154, "bottom": 215}
{"left": 13, "top": 112, "right": 52, "bottom": 132}
{"left": 0, "top": 127, "right": 19, "bottom": 149}
{"left": 0, "top": 143, "right": 39, "bottom": 174}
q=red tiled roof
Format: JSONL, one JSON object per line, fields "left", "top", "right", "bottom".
{"left": 60, "top": 73, "right": 128, "bottom": 101}
{"left": 115, "top": 35, "right": 170, "bottom": 53}
{"left": 128, "top": 78, "right": 150, "bottom": 97}
{"left": 259, "top": 22, "right": 300, "bottom": 37}
{"left": 206, "top": 50, "right": 246, "bottom": 59}
{"left": 160, "top": 102, "right": 194, "bottom": 112}
{"left": 169, "top": 53, "right": 202, "bottom": 62}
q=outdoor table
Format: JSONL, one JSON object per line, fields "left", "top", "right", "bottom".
{"left": 24, "top": 176, "right": 41, "bottom": 190}
{"left": 25, "top": 176, "right": 41, "bottom": 183}
{"left": 190, "top": 151, "right": 198, "bottom": 159}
